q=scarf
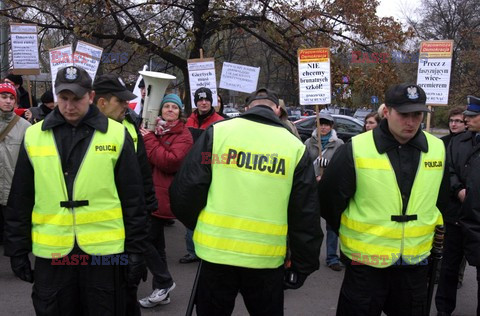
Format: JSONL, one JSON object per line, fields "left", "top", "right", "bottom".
{"left": 320, "top": 131, "right": 332, "bottom": 149}
{"left": 155, "top": 118, "right": 180, "bottom": 136}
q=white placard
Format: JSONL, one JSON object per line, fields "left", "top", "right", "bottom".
{"left": 187, "top": 59, "right": 217, "bottom": 108}
{"left": 73, "top": 41, "right": 103, "bottom": 82}
{"left": 10, "top": 24, "right": 37, "bottom": 33}
{"left": 219, "top": 62, "right": 260, "bottom": 93}
{"left": 417, "top": 58, "right": 452, "bottom": 105}
{"left": 49, "top": 45, "right": 73, "bottom": 101}
{"left": 11, "top": 34, "right": 39, "bottom": 69}
{"left": 415, "top": 41, "right": 454, "bottom": 106}
{"left": 298, "top": 48, "right": 331, "bottom": 105}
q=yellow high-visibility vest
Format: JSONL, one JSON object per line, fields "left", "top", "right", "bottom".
{"left": 340, "top": 131, "right": 444, "bottom": 267}
{"left": 24, "top": 119, "right": 126, "bottom": 258}
{"left": 123, "top": 119, "right": 138, "bottom": 152}
{"left": 193, "top": 118, "right": 306, "bottom": 268}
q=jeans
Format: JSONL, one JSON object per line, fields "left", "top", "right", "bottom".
{"left": 326, "top": 224, "right": 340, "bottom": 266}
{"left": 185, "top": 228, "right": 197, "bottom": 257}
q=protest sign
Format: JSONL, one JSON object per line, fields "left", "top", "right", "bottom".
{"left": 187, "top": 58, "right": 217, "bottom": 107}
{"left": 49, "top": 45, "right": 73, "bottom": 101}
{"left": 298, "top": 48, "right": 331, "bottom": 105}
{"left": 73, "top": 41, "right": 103, "bottom": 81}
{"left": 219, "top": 62, "right": 259, "bottom": 93}
{"left": 10, "top": 23, "right": 40, "bottom": 75}
{"left": 416, "top": 40, "right": 454, "bottom": 105}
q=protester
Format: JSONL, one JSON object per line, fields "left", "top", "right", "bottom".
{"left": 93, "top": 73, "right": 157, "bottom": 315}
{"left": 363, "top": 112, "right": 380, "bottom": 131}
{"left": 138, "top": 93, "right": 193, "bottom": 307}
{"left": 24, "top": 90, "right": 55, "bottom": 123}
{"left": 437, "top": 96, "right": 480, "bottom": 316}
{"left": 180, "top": 87, "right": 224, "bottom": 264}
{"left": 170, "top": 88, "right": 322, "bottom": 315}
{"left": 440, "top": 106, "right": 466, "bottom": 147}
{"left": 215, "top": 94, "right": 229, "bottom": 119}
{"left": 0, "top": 83, "right": 30, "bottom": 245}
{"left": 319, "top": 83, "right": 448, "bottom": 315}
{"left": 4, "top": 74, "right": 37, "bottom": 108}
{"left": 305, "top": 113, "right": 344, "bottom": 271}
{"left": 3, "top": 66, "right": 148, "bottom": 315}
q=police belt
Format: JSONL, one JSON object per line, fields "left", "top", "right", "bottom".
{"left": 60, "top": 200, "right": 89, "bottom": 208}
{"left": 391, "top": 214, "right": 418, "bottom": 222}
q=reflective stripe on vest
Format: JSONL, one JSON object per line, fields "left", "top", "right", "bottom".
{"left": 339, "top": 131, "right": 444, "bottom": 267}
{"left": 25, "top": 119, "right": 126, "bottom": 258}
{"left": 193, "top": 118, "right": 305, "bottom": 268}
{"left": 123, "top": 119, "right": 138, "bottom": 152}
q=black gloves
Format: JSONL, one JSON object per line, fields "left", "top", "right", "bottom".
{"left": 283, "top": 269, "right": 307, "bottom": 290}
{"left": 127, "top": 253, "right": 147, "bottom": 286}
{"left": 10, "top": 254, "right": 34, "bottom": 283}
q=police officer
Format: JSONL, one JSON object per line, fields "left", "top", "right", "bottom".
{"left": 319, "top": 83, "right": 448, "bottom": 316}
{"left": 93, "top": 73, "right": 158, "bottom": 315}
{"left": 170, "top": 88, "right": 322, "bottom": 315}
{"left": 3, "top": 66, "right": 148, "bottom": 315}
{"left": 180, "top": 87, "right": 224, "bottom": 264}
{"left": 445, "top": 95, "right": 480, "bottom": 316}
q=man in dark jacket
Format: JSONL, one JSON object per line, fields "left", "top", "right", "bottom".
{"left": 24, "top": 90, "right": 55, "bottom": 123}
{"left": 319, "top": 83, "right": 449, "bottom": 316}
{"left": 3, "top": 66, "right": 148, "bottom": 315}
{"left": 436, "top": 104, "right": 470, "bottom": 315}
{"left": 93, "top": 73, "right": 157, "bottom": 315}
{"left": 442, "top": 95, "right": 480, "bottom": 316}
{"left": 440, "top": 106, "right": 467, "bottom": 147}
{"left": 170, "top": 88, "right": 322, "bottom": 315}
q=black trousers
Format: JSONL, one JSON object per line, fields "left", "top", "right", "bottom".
{"left": 195, "top": 261, "right": 284, "bottom": 316}
{"left": 32, "top": 256, "right": 127, "bottom": 316}
{"left": 435, "top": 222, "right": 466, "bottom": 314}
{"left": 0, "top": 204, "right": 5, "bottom": 243}
{"left": 337, "top": 261, "right": 429, "bottom": 316}
{"left": 144, "top": 216, "right": 174, "bottom": 290}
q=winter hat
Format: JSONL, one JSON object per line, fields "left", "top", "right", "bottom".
{"left": 160, "top": 94, "right": 184, "bottom": 112}
{"left": 5, "top": 74, "right": 23, "bottom": 86}
{"left": 194, "top": 87, "right": 213, "bottom": 104}
{"left": 0, "top": 83, "right": 18, "bottom": 100}
{"left": 40, "top": 90, "right": 54, "bottom": 104}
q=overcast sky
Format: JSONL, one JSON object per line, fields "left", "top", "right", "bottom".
{"left": 376, "top": 0, "right": 421, "bottom": 23}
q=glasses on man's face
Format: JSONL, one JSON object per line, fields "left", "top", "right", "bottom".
{"left": 449, "top": 119, "right": 465, "bottom": 124}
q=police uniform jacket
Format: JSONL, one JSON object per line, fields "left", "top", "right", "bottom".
{"left": 444, "top": 131, "right": 476, "bottom": 224}
{"left": 170, "top": 105, "right": 322, "bottom": 276}
{"left": 319, "top": 119, "right": 449, "bottom": 236}
{"left": 4, "top": 105, "right": 148, "bottom": 257}
{"left": 124, "top": 111, "right": 158, "bottom": 214}
{"left": 457, "top": 133, "right": 480, "bottom": 266}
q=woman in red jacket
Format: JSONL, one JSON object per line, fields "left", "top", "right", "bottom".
{"left": 138, "top": 93, "right": 193, "bottom": 308}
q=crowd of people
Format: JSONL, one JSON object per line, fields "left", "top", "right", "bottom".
{"left": 1, "top": 67, "right": 480, "bottom": 316}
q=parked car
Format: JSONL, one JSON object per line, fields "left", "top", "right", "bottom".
{"left": 325, "top": 106, "right": 353, "bottom": 116}
{"left": 294, "top": 114, "right": 364, "bottom": 142}
{"left": 223, "top": 107, "right": 240, "bottom": 118}
{"left": 353, "top": 108, "right": 373, "bottom": 121}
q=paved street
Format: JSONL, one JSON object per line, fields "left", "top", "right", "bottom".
{"left": 0, "top": 219, "right": 477, "bottom": 315}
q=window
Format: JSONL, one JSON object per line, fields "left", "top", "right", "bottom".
{"left": 335, "top": 117, "right": 363, "bottom": 133}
